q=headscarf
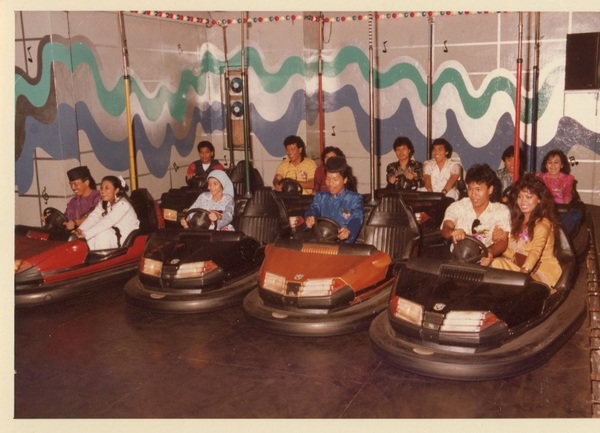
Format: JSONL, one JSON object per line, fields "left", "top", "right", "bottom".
{"left": 207, "top": 170, "right": 235, "bottom": 197}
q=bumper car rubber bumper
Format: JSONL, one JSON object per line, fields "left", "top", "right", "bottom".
{"left": 242, "top": 284, "right": 392, "bottom": 337}
{"left": 124, "top": 272, "right": 258, "bottom": 314}
{"left": 368, "top": 287, "right": 587, "bottom": 381}
{"left": 16, "top": 262, "right": 137, "bottom": 307}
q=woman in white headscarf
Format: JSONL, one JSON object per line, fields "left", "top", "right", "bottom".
{"left": 180, "top": 170, "right": 235, "bottom": 231}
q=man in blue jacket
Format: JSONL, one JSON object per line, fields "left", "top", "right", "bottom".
{"left": 304, "top": 156, "right": 363, "bottom": 242}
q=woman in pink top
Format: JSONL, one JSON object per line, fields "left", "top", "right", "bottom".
{"left": 536, "top": 150, "right": 574, "bottom": 204}
{"left": 536, "top": 149, "right": 582, "bottom": 236}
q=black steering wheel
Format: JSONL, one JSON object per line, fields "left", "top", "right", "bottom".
{"left": 451, "top": 235, "right": 489, "bottom": 264}
{"left": 183, "top": 208, "right": 213, "bottom": 230}
{"left": 186, "top": 174, "right": 208, "bottom": 189}
{"left": 279, "top": 178, "right": 303, "bottom": 195}
{"left": 313, "top": 217, "right": 341, "bottom": 243}
{"left": 42, "top": 207, "right": 68, "bottom": 231}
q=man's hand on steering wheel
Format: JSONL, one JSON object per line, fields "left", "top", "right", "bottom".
{"left": 450, "top": 227, "right": 466, "bottom": 243}
{"left": 337, "top": 226, "right": 350, "bottom": 241}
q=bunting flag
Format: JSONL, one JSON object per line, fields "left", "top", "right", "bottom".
{"left": 129, "top": 11, "right": 500, "bottom": 26}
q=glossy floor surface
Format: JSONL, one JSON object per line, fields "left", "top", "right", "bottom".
{"left": 14, "top": 217, "right": 599, "bottom": 421}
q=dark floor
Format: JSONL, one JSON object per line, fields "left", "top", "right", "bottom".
{"left": 12, "top": 209, "right": 600, "bottom": 427}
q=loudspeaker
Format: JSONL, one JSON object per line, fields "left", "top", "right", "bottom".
{"left": 565, "top": 32, "right": 600, "bottom": 91}
{"left": 227, "top": 70, "right": 245, "bottom": 148}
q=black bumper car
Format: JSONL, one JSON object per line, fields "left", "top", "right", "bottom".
{"left": 124, "top": 187, "right": 288, "bottom": 313}
{"left": 369, "top": 229, "right": 586, "bottom": 381}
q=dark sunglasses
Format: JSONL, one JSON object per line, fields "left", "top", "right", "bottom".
{"left": 471, "top": 219, "right": 481, "bottom": 234}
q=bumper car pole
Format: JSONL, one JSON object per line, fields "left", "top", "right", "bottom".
{"left": 513, "top": 12, "right": 524, "bottom": 183}
{"left": 118, "top": 11, "right": 138, "bottom": 191}
{"left": 318, "top": 13, "right": 325, "bottom": 153}
{"left": 241, "top": 12, "right": 252, "bottom": 198}
{"left": 222, "top": 25, "right": 235, "bottom": 167}
{"left": 368, "top": 13, "right": 377, "bottom": 206}
{"left": 529, "top": 12, "right": 541, "bottom": 174}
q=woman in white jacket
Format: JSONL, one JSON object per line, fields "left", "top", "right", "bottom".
{"left": 74, "top": 175, "right": 139, "bottom": 250}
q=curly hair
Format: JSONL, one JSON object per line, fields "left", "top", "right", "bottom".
{"left": 507, "top": 173, "right": 559, "bottom": 242}
{"left": 540, "top": 149, "right": 570, "bottom": 175}
{"left": 283, "top": 135, "right": 307, "bottom": 160}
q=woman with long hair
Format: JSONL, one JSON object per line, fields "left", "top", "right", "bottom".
{"left": 74, "top": 175, "right": 139, "bottom": 250}
{"left": 491, "top": 173, "right": 562, "bottom": 289}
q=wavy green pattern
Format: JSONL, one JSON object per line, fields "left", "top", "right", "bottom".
{"left": 16, "top": 41, "right": 563, "bottom": 125}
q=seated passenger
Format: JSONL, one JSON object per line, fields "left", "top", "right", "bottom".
{"left": 75, "top": 176, "right": 140, "bottom": 250}
{"left": 385, "top": 136, "right": 423, "bottom": 191}
{"left": 42, "top": 166, "right": 101, "bottom": 230}
{"left": 304, "top": 157, "right": 364, "bottom": 243}
{"left": 496, "top": 145, "right": 526, "bottom": 201}
{"left": 536, "top": 149, "right": 582, "bottom": 235}
{"left": 186, "top": 140, "right": 225, "bottom": 181}
{"left": 422, "top": 138, "right": 462, "bottom": 200}
{"left": 181, "top": 170, "right": 235, "bottom": 231}
{"left": 491, "top": 173, "right": 562, "bottom": 289}
{"left": 313, "top": 146, "right": 345, "bottom": 193}
{"left": 441, "top": 163, "right": 511, "bottom": 266}
{"left": 272, "top": 135, "right": 317, "bottom": 195}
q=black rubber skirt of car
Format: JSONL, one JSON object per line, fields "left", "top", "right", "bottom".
{"left": 124, "top": 273, "right": 258, "bottom": 314}
{"left": 16, "top": 262, "right": 137, "bottom": 308}
{"left": 242, "top": 286, "right": 391, "bottom": 337}
{"left": 368, "top": 290, "right": 587, "bottom": 381}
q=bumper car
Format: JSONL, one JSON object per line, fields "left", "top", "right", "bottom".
{"left": 15, "top": 189, "right": 160, "bottom": 307}
{"left": 369, "top": 229, "right": 587, "bottom": 381}
{"left": 376, "top": 189, "right": 454, "bottom": 248}
{"left": 160, "top": 160, "right": 264, "bottom": 227}
{"left": 124, "top": 187, "right": 289, "bottom": 313}
{"left": 242, "top": 194, "right": 423, "bottom": 337}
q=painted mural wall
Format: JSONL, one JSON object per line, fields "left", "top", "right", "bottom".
{"left": 14, "top": 10, "right": 600, "bottom": 226}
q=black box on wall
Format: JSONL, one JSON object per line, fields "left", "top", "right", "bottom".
{"left": 565, "top": 32, "right": 600, "bottom": 91}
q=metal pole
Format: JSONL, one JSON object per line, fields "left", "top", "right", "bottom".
{"left": 529, "top": 12, "right": 540, "bottom": 173}
{"left": 222, "top": 25, "right": 235, "bottom": 167}
{"left": 241, "top": 12, "right": 252, "bottom": 197}
{"left": 368, "top": 13, "right": 376, "bottom": 205}
{"left": 318, "top": 13, "right": 325, "bottom": 153}
{"left": 427, "top": 16, "right": 434, "bottom": 157}
{"left": 513, "top": 12, "right": 524, "bottom": 183}
{"left": 117, "top": 11, "right": 137, "bottom": 190}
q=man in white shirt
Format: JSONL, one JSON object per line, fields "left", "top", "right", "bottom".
{"left": 441, "top": 163, "right": 511, "bottom": 266}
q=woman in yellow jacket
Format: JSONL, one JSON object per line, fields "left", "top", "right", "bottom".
{"left": 491, "top": 173, "right": 562, "bottom": 290}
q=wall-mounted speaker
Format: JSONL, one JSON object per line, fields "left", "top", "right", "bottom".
{"left": 227, "top": 70, "right": 246, "bottom": 148}
{"left": 230, "top": 77, "right": 243, "bottom": 93}
{"left": 565, "top": 32, "right": 600, "bottom": 91}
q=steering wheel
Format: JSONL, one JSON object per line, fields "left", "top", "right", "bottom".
{"left": 279, "top": 178, "right": 303, "bottom": 195}
{"left": 186, "top": 174, "right": 208, "bottom": 189}
{"left": 313, "top": 217, "right": 342, "bottom": 243}
{"left": 451, "top": 235, "right": 489, "bottom": 264}
{"left": 42, "top": 207, "right": 68, "bottom": 231}
{"left": 183, "top": 208, "right": 213, "bottom": 230}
